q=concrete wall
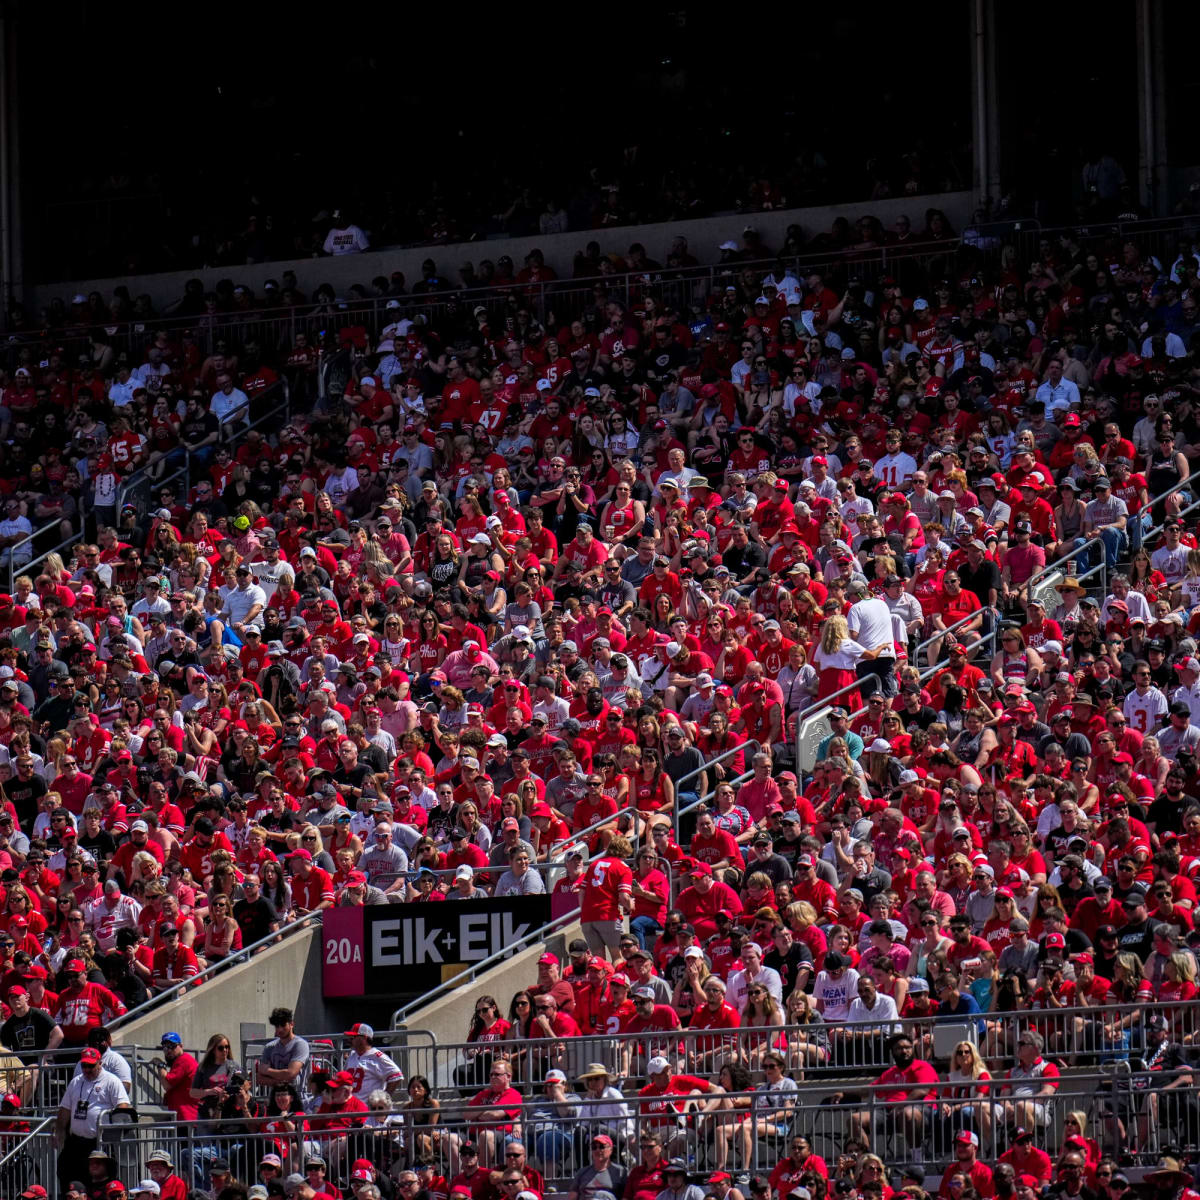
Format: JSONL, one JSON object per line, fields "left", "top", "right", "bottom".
{"left": 32, "top": 191, "right": 974, "bottom": 313}
{"left": 116, "top": 922, "right": 331, "bottom": 1048}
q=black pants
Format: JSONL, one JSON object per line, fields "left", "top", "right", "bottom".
{"left": 856, "top": 658, "right": 898, "bottom": 699}
{"left": 58, "top": 1132, "right": 97, "bottom": 1196}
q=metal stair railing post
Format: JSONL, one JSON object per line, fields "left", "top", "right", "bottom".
{"left": 560, "top": 740, "right": 758, "bottom": 861}
{"left": 675, "top": 764, "right": 757, "bottom": 829}
{"left": 0, "top": 1113, "right": 56, "bottom": 1193}
{"left": 1021, "top": 470, "right": 1199, "bottom": 603}
{"left": 671, "top": 739, "right": 760, "bottom": 841}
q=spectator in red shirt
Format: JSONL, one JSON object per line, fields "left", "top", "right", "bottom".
{"left": 464, "top": 1060, "right": 523, "bottom": 1165}
{"left": 849, "top": 1032, "right": 939, "bottom": 1153}
{"left": 676, "top": 862, "right": 743, "bottom": 940}
{"left": 938, "top": 1130, "right": 995, "bottom": 1197}
{"left": 287, "top": 848, "right": 335, "bottom": 915}
{"left": 998, "top": 1128, "right": 1053, "bottom": 1183}
{"left": 152, "top": 1031, "right": 199, "bottom": 1121}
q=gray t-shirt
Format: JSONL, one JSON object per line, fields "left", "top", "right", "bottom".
{"left": 505, "top": 600, "right": 545, "bottom": 640}
{"left": 494, "top": 868, "right": 546, "bottom": 896}
{"left": 260, "top": 1034, "right": 310, "bottom": 1081}
{"left": 1083, "top": 495, "right": 1128, "bottom": 529}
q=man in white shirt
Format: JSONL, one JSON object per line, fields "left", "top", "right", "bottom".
{"left": 221, "top": 566, "right": 267, "bottom": 635}
{"left": 1033, "top": 359, "right": 1081, "bottom": 416}
{"left": 323, "top": 215, "right": 370, "bottom": 255}
{"left": 131, "top": 577, "right": 172, "bottom": 624}
{"left": 107, "top": 364, "right": 140, "bottom": 408}
{"left": 132, "top": 350, "right": 171, "bottom": 393}
{"left": 873, "top": 431, "right": 918, "bottom": 489}
{"left": 847, "top": 579, "right": 898, "bottom": 698}
{"left": 726, "top": 941, "right": 783, "bottom": 1011}
{"left": 845, "top": 974, "right": 901, "bottom": 1031}
{"left": 210, "top": 374, "right": 249, "bottom": 432}
{"left": 1172, "top": 658, "right": 1200, "bottom": 726}
{"left": 0, "top": 500, "right": 33, "bottom": 569}
{"left": 343, "top": 1023, "right": 404, "bottom": 1104}
{"left": 85, "top": 880, "right": 143, "bottom": 953}
{"left": 56, "top": 1046, "right": 127, "bottom": 1186}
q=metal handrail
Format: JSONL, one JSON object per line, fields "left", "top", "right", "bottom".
{"left": 391, "top": 908, "right": 580, "bottom": 1029}
{"left": 677, "top": 764, "right": 757, "bottom": 824}
{"left": 30, "top": 212, "right": 1200, "bottom": 343}
{"left": 387, "top": 998, "right": 1200, "bottom": 1090}
{"left": 670, "top": 739, "right": 758, "bottom": 833}
{"left": 107, "top": 910, "right": 323, "bottom": 1032}
{"left": 912, "top": 601, "right": 1001, "bottom": 664}
{"left": 27, "top": 234, "right": 967, "bottom": 341}
{"left": 0, "top": 1112, "right": 54, "bottom": 1168}
{"left": 3, "top": 516, "right": 67, "bottom": 590}
{"left": 556, "top": 740, "right": 760, "bottom": 857}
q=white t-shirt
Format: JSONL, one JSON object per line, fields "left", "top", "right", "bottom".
{"left": 847, "top": 597, "right": 896, "bottom": 660}
{"left": 812, "top": 968, "right": 861, "bottom": 1021}
{"left": 323, "top": 224, "right": 370, "bottom": 255}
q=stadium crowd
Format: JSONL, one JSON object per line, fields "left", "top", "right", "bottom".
{"left": 2, "top": 217, "right": 1200, "bottom": 1200}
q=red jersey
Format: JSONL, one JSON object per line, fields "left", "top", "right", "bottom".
{"left": 293, "top": 867, "right": 336, "bottom": 911}
{"left": 54, "top": 981, "right": 127, "bottom": 1044}
{"left": 579, "top": 854, "right": 633, "bottom": 922}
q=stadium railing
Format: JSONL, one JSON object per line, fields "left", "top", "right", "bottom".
{"left": 368, "top": 859, "right": 577, "bottom": 894}
{"left": 388, "top": 997, "right": 1200, "bottom": 1096}
{"left": 7, "top": 1040, "right": 208, "bottom": 1116}
{"left": 3, "top": 1000, "right": 1192, "bottom": 1191}
{"left": 3, "top": 517, "right": 74, "bottom": 590}
{"left": 238, "top": 998, "right": 1200, "bottom": 1104}
{"left": 0, "top": 1068, "right": 1171, "bottom": 1191}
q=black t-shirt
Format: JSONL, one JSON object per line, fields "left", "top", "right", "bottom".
{"left": 721, "top": 542, "right": 767, "bottom": 581}
{"left": 234, "top": 896, "right": 278, "bottom": 944}
{"left": 6, "top": 774, "right": 47, "bottom": 829}
{"left": 79, "top": 828, "right": 118, "bottom": 866}
{"left": 1146, "top": 792, "right": 1196, "bottom": 836}
{"left": 0, "top": 1005, "right": 58, "bottom": 1057}
{"left": 899, "top": 703, "right": 939, "bottom": 732}
{"left": 333, "top": 762, "right": 374, "bottom": 794}
{"left": 763, "top": 942, "right": 813, "bottom": 1001}
{"left": 959, "top": 558, "right": 1001, "bottom": 608}
{"left": 1055, "top": 879, "right": 1094, "bottom": 917}
{"left": 180, "top": 410, "right": 220, "bottom": 445}
{"left": 1115, "top": 917, "right": 1154, "bottom": 960}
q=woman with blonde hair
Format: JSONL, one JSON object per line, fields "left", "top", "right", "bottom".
{"left": 785, "top": 900, "right": 828, "bottom": 971}
{"left": 739, "top": 983, "right": 785, "bottom": 1067}
{"left": 811, "top": 614, "right": 867, "bottom": 706}
{"left": 1056, "top": 1111, "right": 1100, "bottom": 1168}
{"left": 944, "top": 1039, "right": 996, "bottom": 1146}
